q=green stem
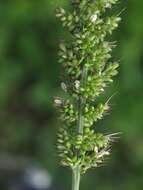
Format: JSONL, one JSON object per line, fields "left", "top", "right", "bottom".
{"left": 72, "top": 66, "right": 87, "bottom": 190}
{"left": 78, "top": 66, "right": 88, "bottom": 133}
{"left": 72, "top": 166, "right": 81, "bottom": 190}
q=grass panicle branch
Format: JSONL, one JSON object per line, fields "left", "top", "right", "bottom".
{"left": 54, "top": 1, "right": 121, "bottom": 190}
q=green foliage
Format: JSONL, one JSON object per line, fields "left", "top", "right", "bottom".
{"left": 55, "top": 0, "right": 121, "bottom": 174}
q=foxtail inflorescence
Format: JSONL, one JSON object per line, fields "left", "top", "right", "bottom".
{"left": 54, "top": 0, "right": 121, "bottom": 189}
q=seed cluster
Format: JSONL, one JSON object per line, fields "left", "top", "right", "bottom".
{"left": 55, "top": 0, "right": 120, "bottom": 174}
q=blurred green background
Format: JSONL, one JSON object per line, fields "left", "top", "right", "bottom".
{"left": 0, "top": 0, "right": 143, "bottom": 189}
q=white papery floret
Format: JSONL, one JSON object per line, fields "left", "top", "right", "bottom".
{"left": 91, "top": 14, "right": 97, "bottom": 22}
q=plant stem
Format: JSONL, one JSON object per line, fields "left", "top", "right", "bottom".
{"left": 78, "top": 66, "right": 87, "bottom": 134}
{"left": 72, "top": 166, "right": 81, "bottom": 190}
{"left": 72, "top": 66, "right": 87, "bottom": 190}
